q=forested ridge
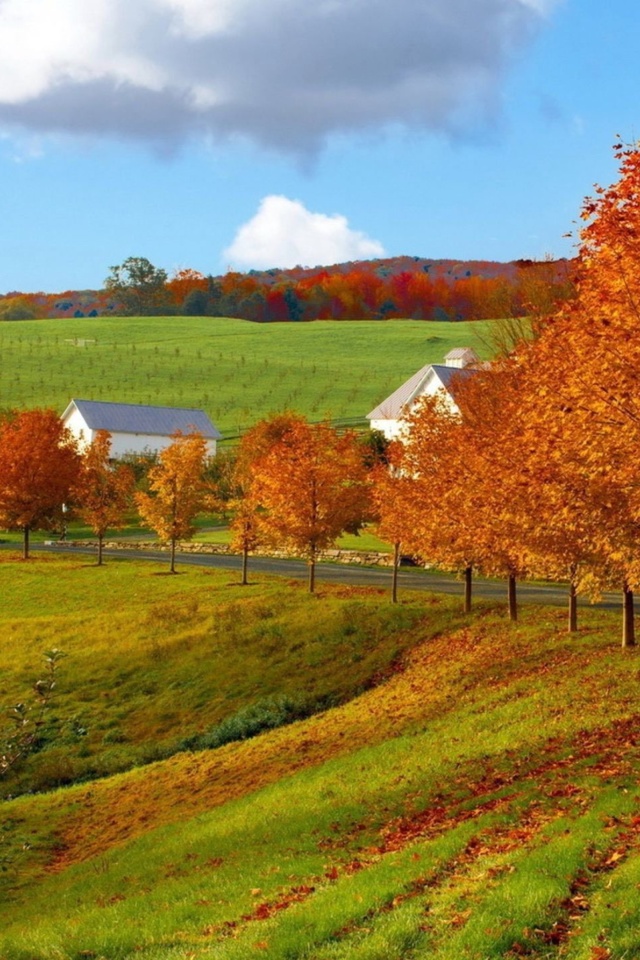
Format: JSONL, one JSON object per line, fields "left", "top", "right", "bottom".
{"left": 0, "top": 254, "right": 574, "bottom": 322}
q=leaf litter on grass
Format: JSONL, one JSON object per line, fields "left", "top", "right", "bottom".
{"left": 3, "top": 591, "right": 640, "bottom": 958}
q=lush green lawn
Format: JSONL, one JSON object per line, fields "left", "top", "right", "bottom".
{"left": 1, "top": 555, "right": 640, "bottom": 958}
{"left": 194, "top": 524, "right": 392, "bottom": 553}
{"left": 0, "top": 315, "right": 494, "bottom": 437}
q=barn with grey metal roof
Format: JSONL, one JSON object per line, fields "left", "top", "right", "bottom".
{"left": 61, "top": 399, "right": 221, "bottom": 458}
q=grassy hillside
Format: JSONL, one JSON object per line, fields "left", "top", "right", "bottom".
{"left": 1, "top": 554, "right": 640, "bottom": 959}
{"left": 0, "top": 552, "right": 421, "bottom": 796}
{"left": 0, "top": 316, "right": 494, "bottom": 437}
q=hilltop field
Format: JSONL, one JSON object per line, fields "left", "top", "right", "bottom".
{"left": 0, "top": 315, "right": 494, "bottom": 437}
{"left": 1, "top": 553, "right": 640, "bottom": 959}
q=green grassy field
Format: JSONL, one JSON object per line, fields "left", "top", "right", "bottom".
{"left": 1, "top": 554, "right": 640, "bottom": 959}
{"left": 0, "top": 315, "right": 494, "bottom": 437}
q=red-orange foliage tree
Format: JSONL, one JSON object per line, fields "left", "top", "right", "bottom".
{"left": 226, "top": 414, "right": 314, "bottom": 584}
{"left": 498, "top": 332, "right": 620, "bottom": 633}
{"left": 0, "top": 409, "right": 80, "bottom": 558}
{"left": 388, "top": 392, "right": 486, "bottom": 613}
{"left": 452, "top": 362, "right": 534, "bottom": 621}
{"left": 371, "top": 443, "right": 417, "bottom": 604}
{"left": 135, "top": 432, "right": 210, "bottom": 573}
{"left": 250, "top": 416, "right": 370, "bottom": 592}
{"left": 72, "top": 431, "right": 135, "bottom": 566}
{"left": 165, "top": 269, "right": 208, "bottom": 308}
{"left": 520, "top": 143, "right": 640, "bottom": 644}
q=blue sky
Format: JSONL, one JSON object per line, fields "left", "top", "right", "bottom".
{"left": 0, "top": 0, "right": 636, "bottom": 293}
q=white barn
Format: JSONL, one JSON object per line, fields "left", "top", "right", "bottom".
{"left": 367, "top": 348, "right": 481, "bottom": 441}
{"left": 61, "top": 399, "right": 222, "bottom": 458}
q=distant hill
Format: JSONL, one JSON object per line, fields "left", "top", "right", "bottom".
{"left": 243, "top": 254, "right": 570, "bottom": 285}
{"left": 0, "top": 255, "right": 575, "bottom": 322}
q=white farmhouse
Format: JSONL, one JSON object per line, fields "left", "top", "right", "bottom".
{"left": 61, "top": 399, "right": 222, "bottom": 458}
{"left": 367, "top": 348, "right": 481, "bottom": 441}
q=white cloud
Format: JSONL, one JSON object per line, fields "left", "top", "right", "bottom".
{"left": 223, "top": 195, "right": 385, "bottom": 269}
{"left": 0, "top": 0, "right": 553, "bottom": 153}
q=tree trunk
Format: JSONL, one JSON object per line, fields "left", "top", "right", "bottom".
{"left": 464, "top": 565, "right": 472, "bottom": 614}
{"left": 568, "top": 580, "right": 578, "bottom": 633}
{"left": 622, "top": 583, "right": 635, "bottom": 648}
{"left": 98, "top": 533, "right": 104, "bottom": 567}
{"left": 508, "top": 574, "right": 517, "bottom": 622}
{"left": 308, "top": 549, "right": 316, "bottom": 594}
{"left": 23, "top": 525, "right": 30, "bottom": 560}
{"left": 391, "top": 541, "right": 400, "bottom": 604}
{"left": 170, "top": 537, "right": 177, "bottom": 574}
{"left": 241, "top": 544, "right": 249, "bottom": 586}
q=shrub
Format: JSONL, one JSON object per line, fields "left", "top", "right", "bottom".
{"left": 179, "top": 693, "right": 334, "bottom": 753}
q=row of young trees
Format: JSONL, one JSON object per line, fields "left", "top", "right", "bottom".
{"left": 0, "top": 411, "right": 225, "bottom": 569}
{"left": 374, "top": 143, "right": 640, "bottom": 647}
{"left": 0, "top": 409, "right": 374, "bottom": 586}
{"left": 0, "top": 411, "right": 134, "bottom": 563}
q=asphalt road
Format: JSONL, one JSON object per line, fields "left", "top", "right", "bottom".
{"left": 10, "top": 540, "right": 627, "bottom": 613}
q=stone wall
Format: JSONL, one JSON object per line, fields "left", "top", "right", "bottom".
{"left": 54, "top": 539, "right": 395, "bottom": 567}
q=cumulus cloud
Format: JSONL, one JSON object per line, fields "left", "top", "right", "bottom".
{"left": 0, "top": 0, "right": 556, "bottom": 153}
{"left": 223, "top": 195, "right": 385, "bottom": 269}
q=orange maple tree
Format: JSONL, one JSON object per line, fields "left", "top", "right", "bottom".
{"left": 0, "top": 408, "right": 80, "bottom": 559}
{"left": 165, "top": 268, "right": 208, "bottom": 307}
{"left": 135, "top": 432, "right": 210, "bottom": 573}
{"left": 212, "top": 415, "right": 304, "bottom": 584}
{"left": 371, "top": 445, "right": 415, "bottom": 604}
{"left": 72, "top": 430, "right": 135, "bottom": 566}
{"left": 392, "top": 391, "right": 483, "bottom": 613}
{"left": 394, "top": 374, "right": 531, "bottom": 618}
{"left": 518, "top": 143, "right": 640, "bottom": 644}
{"left": 250, "top": 415, "right": 370, "bottom": 593}
{"left": 386, "top": 374, "right": 527, "bottom": 618}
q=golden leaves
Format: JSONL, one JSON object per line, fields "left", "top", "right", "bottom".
{"left": 135, "top": 431, "right": 210, "bottom": 569}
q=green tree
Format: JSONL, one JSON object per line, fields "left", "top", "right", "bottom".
{"left": 104, "top": 256, "right": 172, "bottom": 316}
{"left": 182, "top": 288, "right": 208, "bottom": 316}
{"left": 0, "top": 297, "right": 37, "bottom": 321}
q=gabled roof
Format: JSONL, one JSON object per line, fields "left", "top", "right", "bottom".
{"left": 62, "top": 399, "right": 222, "bottom": 439}
{"left": 367, "top": 363, "right": 433, "bottom": 421}
{"left": 431, "top": 364, "right": 477, "bottom": 391}
{"left": 444, "top": 347, "right": 478, "bottom": 362}
{"left": 367, "top": 364, "right": 476, "bottom": 421}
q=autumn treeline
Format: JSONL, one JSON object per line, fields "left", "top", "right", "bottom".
{"left": 163, "top": 259, "right": 575, "bottom": 323}
{"left": 1, "top": 257, "right": 575, "bottom": 322}
{"left": 377, "top": 143, "right": 640, "bottom": 647}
